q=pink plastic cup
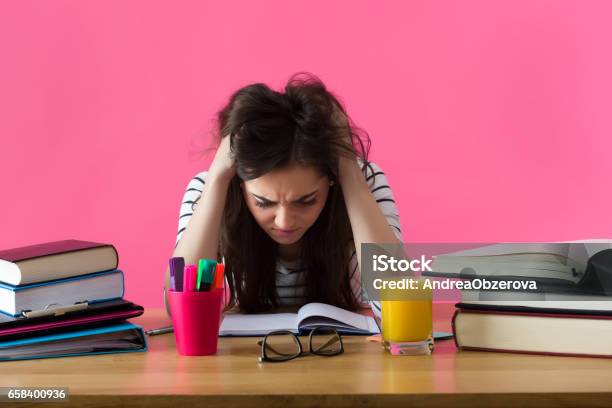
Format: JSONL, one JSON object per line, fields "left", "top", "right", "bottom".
{"left": 168, "top": 288, "right": 223, "bottom": 356}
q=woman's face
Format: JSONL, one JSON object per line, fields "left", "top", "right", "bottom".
{"left": 241, "top": 163, "right": 331, "bottom": 246}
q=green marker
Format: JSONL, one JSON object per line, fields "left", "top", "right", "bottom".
{"left": 203, "top": 259, "right": 217, "bottom": 291}
{"left": 197, "top": 259, "right": 205, "bottom": 291}
{"left": 198, "top": 259, "right": 217, "bottom": 291}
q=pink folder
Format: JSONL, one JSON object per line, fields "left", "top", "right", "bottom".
{"left": 0, "top": 299, "right": 144, "bottom": 341}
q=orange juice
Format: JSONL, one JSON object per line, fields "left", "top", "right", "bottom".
{"left": 381, "top": 278, "right": 433, "bottom": 348}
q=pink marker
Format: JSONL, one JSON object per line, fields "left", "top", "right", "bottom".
{"left": 183, "top": 265, "right": 198, "bottom": 292}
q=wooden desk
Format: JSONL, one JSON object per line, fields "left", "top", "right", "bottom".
{"left": 3, "top": 303, "right": 612, "bottom": 407}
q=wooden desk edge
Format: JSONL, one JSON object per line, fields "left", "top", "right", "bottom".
{"left": 48, "top": 392, "right": 612, "bottom": 408}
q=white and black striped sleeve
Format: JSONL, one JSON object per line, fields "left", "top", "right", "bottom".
{"left": 174, "top": 171, "right": 231, "bottom": 299}
{"left": 354, "top": 161, "right": 404, "bottom": 318}
{"left": 364, "top": 161, "right": 403, "bottom": 242}
{"left": 175, "top": 171, "right": 208, "bottom": 246}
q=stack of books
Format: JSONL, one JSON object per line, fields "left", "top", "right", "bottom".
{"left": 428, "top": 241, "right": 612, "bottom": 358}
{"left": 0, "top": 240, "right": 147, "bottom": 361}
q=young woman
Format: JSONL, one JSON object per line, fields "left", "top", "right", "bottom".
{"left": 164, "top": 73, "right": 402, "bottom": 315}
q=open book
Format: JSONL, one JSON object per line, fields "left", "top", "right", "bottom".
{"left": 426, "top": 240, "right": 612, "bottom": 287}
{"left": 219, "top": 303, "right": 380, "bottom": 336}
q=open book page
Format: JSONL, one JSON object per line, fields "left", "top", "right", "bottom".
{"left": 439, "top": 254, "right": 570, "bottom": 263}
{"left": 438, "top": 243, "right": 571, "bottom": 258}
{"left": 428, "top": 243, "right": 588, "bottom": 284}
{"left": 296, "top": 303, "right": 380, "bottom": 334}
{"left": 431, "top": 257, "right": 580, "bottom": 282}
{"left": 219, "top": 313, "right": 298, "bottom": 336}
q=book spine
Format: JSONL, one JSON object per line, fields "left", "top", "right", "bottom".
{"left": 456, "top": 305, "right": 612, "bottom": 320}
{"left": 5, "top": 269, "right": 122, "bottom": 291}
{"left": 452, "top": 307, "right": 612, "bottom": 358}
{"left": 451, "top": 308, "right": 461, "bottom": 349}
{"left": 0, "top": 241, "right": 115, "bottom": 263}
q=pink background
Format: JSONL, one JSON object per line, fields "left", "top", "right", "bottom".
{"left": 1, "top": 1, "right": 611, "bottom": 308}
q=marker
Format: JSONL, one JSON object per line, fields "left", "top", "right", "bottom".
{"left": 198, "top": 259, "right": 216, "bottom": 291}
{"left": 169, "top": 265, "right": 174, "bottom": 291}
{"left": 212, "top": 263, "right": 225, "bottom": 290}
{"left": 203, "top": 261, "right": 216, "bottom": 291}
{"left": 184, "top": 265, "right": 198, "bottom": 292}
{"left": 197, "top": 259, "right": 205, "bottom": 291}
{"left": 183, "top": 264, "right": 191, "bottom": 292}
{"left": 169, "top": 257, "right": 185, "bottom": 292}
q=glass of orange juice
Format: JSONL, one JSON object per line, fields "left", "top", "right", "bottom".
{"left": 381, "top": 278, "right": 433, "bottom": 355}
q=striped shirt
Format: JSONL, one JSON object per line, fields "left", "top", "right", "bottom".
{"left": 175, "top": 161, "right": 402, "bottom": 318}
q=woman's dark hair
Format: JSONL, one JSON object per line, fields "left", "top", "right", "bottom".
{"left": 197, "top": 72, "right": 372, "bottom": 313}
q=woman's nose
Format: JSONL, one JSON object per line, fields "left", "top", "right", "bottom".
{"left": 274, "top": 206, "right": 296, "bottom": 229}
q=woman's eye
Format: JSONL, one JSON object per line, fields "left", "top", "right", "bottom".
{"left": 255, "top": 201, "right": 274, "bottom": 208}
{"left": 299, "top": 199, "right": 317, "bottom": 206}
{"left": 255, "top": 199, "right": 317, "bottom": 208}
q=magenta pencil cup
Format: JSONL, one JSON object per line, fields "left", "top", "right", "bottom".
{"left": 168, "top": 288, "right": 224, "bottom": 356}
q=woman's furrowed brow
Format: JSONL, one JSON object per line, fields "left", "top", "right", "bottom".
{"left": 251, "top": 189, "right": 318, "bottom": 203}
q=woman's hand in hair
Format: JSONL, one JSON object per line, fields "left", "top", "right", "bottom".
{"left": 331, "top": 104, "right": 350, "bottom": 139}
{"left": 208, "top": 135, "right": 236, "bottom": 183}
{"left": 331, "top": 105, "right": 358, "bottom": 171}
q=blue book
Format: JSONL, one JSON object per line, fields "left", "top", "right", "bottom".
{"left": 0, "top": 322, "right": 147, "bottom": 361}
{"left": 0, "top": 269, "right": 124, "bottom": 317}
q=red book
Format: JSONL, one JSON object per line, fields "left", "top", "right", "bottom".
{"left": 0, "top": 240, "right": 118, "bottom": 286}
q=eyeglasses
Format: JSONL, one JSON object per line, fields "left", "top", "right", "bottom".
{"left": 257, "top": 327, "right": 344, "bottom": 363}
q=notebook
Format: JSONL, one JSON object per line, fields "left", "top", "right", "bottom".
{"left": 0, "top": 269, "right": 124, "bottom": 317}
{"left": 0, "top": 322, "right": 147, "bottom": 361}
{"left": 219, "top": 302, "right": 380, "bottom": 336}
{"left": 0, "top": 240, "right": 119, "bottom": 286}
{"left": 0, "top": 299, "right": 144, "bottom": 341}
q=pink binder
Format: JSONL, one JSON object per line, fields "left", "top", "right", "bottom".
{"left": 0, "top": 299, "right": 144, "bottom": 341}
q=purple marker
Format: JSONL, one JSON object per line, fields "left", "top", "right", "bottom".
{"left": 169, "top": 257, "right": 185, "bottom": 292}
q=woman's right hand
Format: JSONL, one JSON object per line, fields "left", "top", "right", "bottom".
{"left": 208, "top": 135, "right": 236, "bottom": 182}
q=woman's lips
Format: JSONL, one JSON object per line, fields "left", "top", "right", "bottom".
{"left": 273, "top": 228, "right": 299, "bottom": 237}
